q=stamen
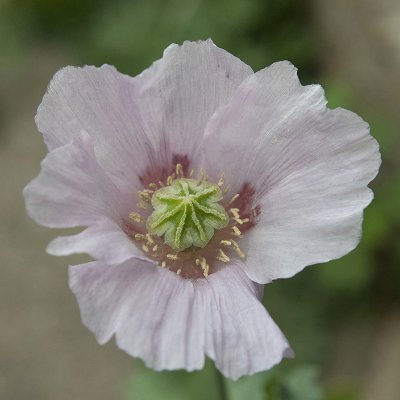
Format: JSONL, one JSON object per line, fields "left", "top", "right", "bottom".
{"left": 134, "top": 233, "right": 146, "bottom": 241}
{"left": 166, "top": 175, "right": 174, "bottom": 185}
{"left": 220, "top": 240, "right": 232, "bottom": 246}
{"left": 142, "top": 244, "right": 149, "bottom": 253}
{"left": 158, "top": 181, "right": 165, "bottom": 187}
{"left": 152, "top": 245, "right": 158, "bottom": 252}
{"left": 228, "top": 194, "right": 240, "bottom": 205}
{"left": 161, "top": 261, "right": 167, "bottom": 268}
{"left": 137, "top": 202, "right": 147, "bottom": 209}
{"left": 200, "top": 257, "right": 209, "bottom": 278}
{"left": 231, "top": 239, "right": 246, "bottom": 258}
{"left": 166, "top": 254, "right": 178, "bottom": 260}
{"left": 129, "top": 212, "right": 144, "bottom": 223}
{"left": 232, "top": 226, "right": 242, "bottom": 237}
{"left": 217, "top": 248, "right": 230, "bottom": 262}
{"left": 229, "top": 208, "right": 240, "bottom": 219}
{"left": 146, "top": 234, "right": 154, "bottom": 244}
{"left": 176, "top": 163, "right": 184, "bottom": 178}
{"left": 189, "top": 169, "right": 194, "bottom": 178}
{"left": 139, "top": 191, "right": 151, "bottom": 202}
{"left": 177, "top": 268, "right": 182, "bottom": 276}
{"left": 149, "top": 183, "right": 158, "bottom": 189}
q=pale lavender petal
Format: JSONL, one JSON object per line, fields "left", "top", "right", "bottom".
{"left": 36, "top": 40, "right": 252, "bottom": 187}
{"left": 133, "top": 39, "right": 253, "bottom": 166}
{"left": 24, "top": 132, "right": 130, "bottom": 228}
{"left": 203, "top": 61, "right": 380, "bottom": 283}
{"left": 199, "top": 262, "right": 293, "bottom": 379}
{"left": 69, "top": 260, "right": 292, "bottom": 379}
{"left": 47, "top": 220, "right": 148, "bottom": 266}
{"left": 69, "top": 259, "right": 205, "bottom": 371}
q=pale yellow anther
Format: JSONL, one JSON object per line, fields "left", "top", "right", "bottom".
{"left": 158, "top": 181, "right": 165, "bottom": 187}
{"left": 146, "top": 234, "right": 154, "bottom": 244}
{"left": 166, "top": 254, "right": 178, "bottom": 260}
{"left": 242, "top": 218, "right": 250, "bottom": 223}
{"left": 195, "top": 258, "right": 200, "bottom": 266}
{"left": 134, "top": 233, "right": 146, "bottom": 241}
{"left": 161, "top": 261, "right": 167, "bottom": 268}
{"left": 152, "top": 245, "right": 158, "bottom": 252}
{"left": 149, "top": 182, "right": 157, "bottom": 189}
{"left": 232, "top": 226, "right": 242, "bottom": 237}
{"left": 189, "top": 169, "right": 194, "bottom": 178}
{"left": 231, "top": 239, "right": 245, "bottom": 258}
{"left": 143, "top": 189, "right": 154, "bottom": 194}
{"left": 220, "top": 240, "right": 232, "bottom": 246}
{"left": 200, "top": 257, "right": 209, "bottom": 277}
{"left": 230, "top": 208, "right": 240, "bottom": 219}
{"left": 176, "top": 163, "right": 184, "bottom": 177}
{"left": 137, "top": 202, "right": 147, "bottom": 210}
{"left": 177, "top": 268, "right": 182, "bottom": 275}
{"left": 139, "top": 191, "right": 151, "bottom": 202}
{"left": 129, "top": 212, "right": 143, "bottom": 223}
{"left": 142, "top": 244, "right": 149, "bottom": 253}
{"left": 228, "top": 194, "right": 240, "bottom": 205}
{"left": 217, "top": 248, "right": 230, "bottom": 262}
{"left": 167, "top": 175, "right": 173, "bottom": 185}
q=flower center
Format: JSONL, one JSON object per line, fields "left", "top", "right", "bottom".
{"left": 126, "top": 163, "right": 255, "bottom": 279}
{"left": 147, "top": 178, "right": 229, "bottom": 251}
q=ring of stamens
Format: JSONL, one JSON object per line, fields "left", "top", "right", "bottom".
{"left": 127, "top": 164, "right": 250, "bottom": 279}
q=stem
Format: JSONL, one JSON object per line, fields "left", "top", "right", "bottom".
{"left": 215, "top": 366, "right": 229, "bottom": 400}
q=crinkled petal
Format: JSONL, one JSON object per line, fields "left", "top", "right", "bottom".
{"left": 69, "top": 260, "right": 292, "bottom": 379}
{"left": 36, "top": 40, "right": 252, "bottom": 187}
{"left": 24, "top": 133, "right": 142, "bottom": 262}
{"left": 203, "top": 61, "right": 381, "bottom": 283}
{"left": 24, "top": 132, "right": 130, "bottom": 227}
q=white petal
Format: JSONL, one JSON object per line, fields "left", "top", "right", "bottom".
{"left": 24, "top": 132, "right": 129, "bottom": 228}
{"left": 69, "top": 260, "right": 292, "bottom": 379}
{"left": 36, "top": 40, "right": 252, "bottom": 187}
{"left": 203, "top": 61, "right": 381, "bottom": 283}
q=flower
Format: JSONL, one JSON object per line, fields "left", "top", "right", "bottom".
{"left": 23, "top": 39, "right": 380, "bottom": 380}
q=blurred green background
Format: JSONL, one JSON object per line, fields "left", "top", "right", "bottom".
{"left": 0, "top": 0, "right": 399, "bottom": 399}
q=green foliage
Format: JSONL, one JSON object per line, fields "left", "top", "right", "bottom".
{"left": 126, "top": 361, "right": 326, "bottom": 400}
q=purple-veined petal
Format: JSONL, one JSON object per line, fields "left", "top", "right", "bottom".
{"left": 69, "top": 260, "right": 292, "bottom": 379}
{"left": 36, "top": 40, "right": 252, "bottom": 187}
{"left": 203, "top": 61, "right": 381, "bottom": 283}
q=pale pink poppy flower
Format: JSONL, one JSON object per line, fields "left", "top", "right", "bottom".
{"left": 24, "top": 40, "right": 380, "bottom": 379}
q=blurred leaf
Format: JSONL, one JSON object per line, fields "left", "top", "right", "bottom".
{"left": 126, "top": 360, "right": 220, "bottom": 400}
{"left": 281, "top": 365, "right": 323, "bottom": 400}
{"left": 325, "top": 386, "right": 361, "bottom": 400}
{"left": 227, "top": 370, "right": 271, "bottom": 400}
